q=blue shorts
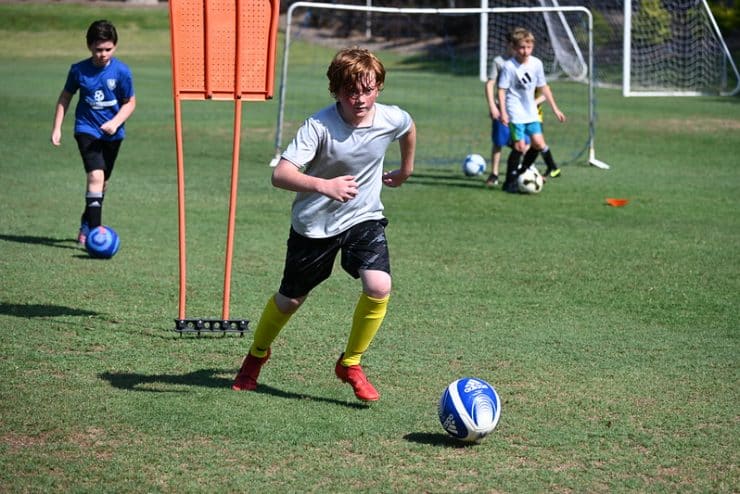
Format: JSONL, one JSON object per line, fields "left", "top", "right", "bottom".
{"left": 492, "top": 119, "right": 529, "bottom": 148}
{"left": 509, "top": 121, "right": 542, "bottom": 143}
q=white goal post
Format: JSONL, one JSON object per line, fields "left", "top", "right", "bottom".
{"left": 275, "top": 2, "right": 609, "bottom": 170}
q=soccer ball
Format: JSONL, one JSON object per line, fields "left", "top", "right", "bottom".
{"left": 517, "top": 167, "right": 544, "bottom": 194}
{"left": 438, "top": 377, "right": 501, "bottom": 443}
{"left": 85, "top": 225, "right": 120, "bottom": 259}
{"left": 462, "top": 153, "right": 486, "bottom": 177}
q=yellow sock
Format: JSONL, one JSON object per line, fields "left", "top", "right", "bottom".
{"left": 341, "top": 293, "right": 389, "bottom": 367}
{"left": 249, "top": 295, "right": 292, "bottom": 358}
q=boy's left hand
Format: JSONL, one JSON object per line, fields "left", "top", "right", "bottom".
{"left": 382, "top": 169, "right": 410, "bottom": 188}
{"left": 100, "top": 120, "right": 119, "bottom": 135}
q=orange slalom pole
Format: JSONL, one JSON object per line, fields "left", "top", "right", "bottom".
{"left": 221, "top": 0, "right": 244, "bottom": 321}
{"left": 174, "top": 96, "right": 188, "bottom": 321}
{"left": 221, "top": 98, "right": 242, "bottom": 320}
{"left": 168, "top": 0, "right": 189, "bottom": 322}
{"left": 203, "top": 0, "right": 212, "bottom": 99}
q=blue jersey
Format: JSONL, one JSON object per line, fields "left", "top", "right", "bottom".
{"left": 64, "top": 58, "right": 134, "bottom": 140}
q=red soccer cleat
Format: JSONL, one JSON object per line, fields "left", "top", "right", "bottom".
{"left": 335, "top": 354, "right": 379, "bottom": 402}
{"left": 232, "top": 349, "right": 270, "bottom": 391}
{"left": 77, "top": 221, "right": 89, "bottom": 246}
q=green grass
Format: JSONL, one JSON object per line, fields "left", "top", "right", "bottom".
{"left": 1, "top": 3, "right": 739, "bottom": 492}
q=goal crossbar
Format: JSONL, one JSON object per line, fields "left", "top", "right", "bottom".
{"left": 275, "top": 2, "right": 609, "bottom": 170}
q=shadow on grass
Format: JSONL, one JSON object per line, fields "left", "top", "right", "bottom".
{"left": 98, "top": 369, "right": 369, "bottom": 409}
{"left": 0, "top": 302, "right": 98, "bottom": 318}
{"left": 403, "top": 432, "right": 479, "bottom": 448}
{"left": 0, "top": 233, "right": 78, "bottom": 250}
{"left": 406, "top": 171, "right": 490, "bottom": 190}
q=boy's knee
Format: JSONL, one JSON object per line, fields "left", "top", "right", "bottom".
{"left": 274, "top": 292, "right": 304, "bottom": 314}
{"left": 361, "top": 270, "right": 391, "bottom": 299}
{"left": 531, "top": 136, "right": 546, "bottom": 151}
{"left": 364, "top": 281, "right": 391, "bottom": 299}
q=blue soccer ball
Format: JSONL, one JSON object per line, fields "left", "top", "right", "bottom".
{"left": 438, "top": 377, "right": 501, "bottom": 443}
{"left": 85, "top": 225, "right": 120, "bottom": 259}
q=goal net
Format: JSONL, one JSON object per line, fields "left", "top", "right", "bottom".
{"left": 483, "top": 0, "right": 739, "bottom": 97}
{"left": 622, "top": 0, "right": 739, "bottom": 96}
{"left": 275, "top": 2, "right": 603, "bottom": 171}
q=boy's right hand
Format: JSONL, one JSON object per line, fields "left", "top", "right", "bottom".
{"left": 51, "top": 129, "right": 62, "bottom": 146}
{"left": 321, "top": 175, "right": 358, "bottom": 203}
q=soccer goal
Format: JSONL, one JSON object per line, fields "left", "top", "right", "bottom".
{"left": 275, "top": 2, "right": 608, "bottom": 170}
{"left": 621, "top": 0, "right": 739, "bottom": 96}
{"left": 481, "top": 0, "right": 739, "bottom": 97}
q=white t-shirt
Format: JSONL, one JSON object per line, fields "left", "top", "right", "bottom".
{"left": 281, "top": 102, "right": 413, "bottom": 238}
{"left": 497, "top": 55, "right": 546, "bottom": 124}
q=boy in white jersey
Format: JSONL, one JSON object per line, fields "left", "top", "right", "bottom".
{"left": 497, "top": 27, "right": 565, "bottom": 193}
{"left": 233, "top": 47, "right": 416, "bottom": 402}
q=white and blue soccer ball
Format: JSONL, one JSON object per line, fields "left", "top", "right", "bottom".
{"left": 438, "top": 377, "right": 501, "bottom": 443}
{"left": 85, "top": 225, "right": 120, "bottom": 259}
{"left": 462, "top": 153, "right": 486, "bottom": 177}
{"left": 517, "top": 166, "right": 544, "bottom": 194}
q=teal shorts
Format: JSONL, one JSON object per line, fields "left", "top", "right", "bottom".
{"left": 492, "top": 119, "right": 530, "bottom": 148}
{"left": 509, "top": 121, "right": 542, "bottom": 143}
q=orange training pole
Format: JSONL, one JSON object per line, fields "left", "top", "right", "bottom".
{"left": 221, "top": 0, "right": 243, "bottom": 321}
{"left": 168, "top": 0, "right": 188, "bottom": 321}
{"left": 174, "top": 97, "right": 188, "bottom": 321}
{"left": 169, "top": 0, "right": 279, "bottom": 334}
{"left": 222, "top": 99, "right": 242, "bottom": 320}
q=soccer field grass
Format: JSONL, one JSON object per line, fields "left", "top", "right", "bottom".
{"left": 0, "top": 4, "right": 738, "bottom": 492}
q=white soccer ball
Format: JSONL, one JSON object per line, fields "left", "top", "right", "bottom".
{"left": 462, "top": 153, "right": 486, "bottom": 177}
{"left": 517, "top": 167, "right": 544, "bottom": 194}
{"left": 438, "top": 377, "right": 501, "bottom": 443}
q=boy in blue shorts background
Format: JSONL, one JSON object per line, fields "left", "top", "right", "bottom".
{"left": 484, "top": 55, "right": 508, "bottom": 187}
{"left": 498, "top": 27, "right": 565, "bottom": 193}
{"left": 51, "top": 20, "right": 136, "bottom": 244}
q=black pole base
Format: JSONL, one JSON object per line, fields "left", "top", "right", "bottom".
{"left": 174, "top": 318, "right": 249, "bottom": 336}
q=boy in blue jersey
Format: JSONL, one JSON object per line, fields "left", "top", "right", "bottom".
{"left": 233, "top": 47, "right": 416, "bottom": 402}
{"left": 498, "top": 27, "right": 565, "bottom": 193}
{"left": 51, "top": 20, "right": 136, "bottom": 245}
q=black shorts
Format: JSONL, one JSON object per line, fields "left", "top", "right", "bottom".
{"left": 278, "top": 219, "right": 391, "bottom": 299}
{"left": 75, "top": 133, "right": 122, "bottom": 180}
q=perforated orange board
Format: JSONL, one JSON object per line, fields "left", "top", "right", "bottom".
{"left": 169, "top": 0, "right": 280, "bottom": 101}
